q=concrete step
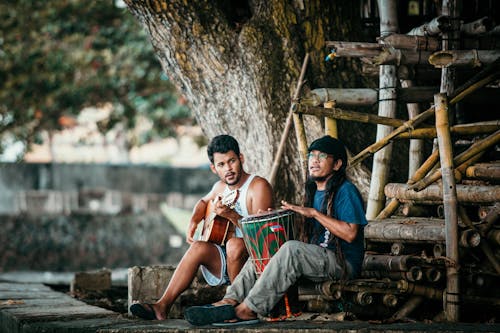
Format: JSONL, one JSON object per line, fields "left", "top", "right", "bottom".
{"left": 1, "top": 282, "right": 499, "bottom": 333}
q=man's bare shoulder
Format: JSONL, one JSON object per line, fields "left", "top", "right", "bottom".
{"left": 248, "top": 175, "right": 273, "bottom": 197}
{"left": 249, "top": 175, "right": 272, "bottom": 188}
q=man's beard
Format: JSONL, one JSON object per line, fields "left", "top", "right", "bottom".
{"left": 310, "top": 175, "right": 328, "bottom": 182}
{"left": 224, "top": 166, "right": 242, "bottom": 186}
{"left": 310, "top": 170, "right": 336, "bottom": 183}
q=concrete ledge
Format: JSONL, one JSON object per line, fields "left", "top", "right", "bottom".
{"left": 1, "top": 282, "right": 499, "bottom": 333}
{"left": 128, "top": 266, "right": 226, "bottom": 318}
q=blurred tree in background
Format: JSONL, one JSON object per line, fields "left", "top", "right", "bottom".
{"left": 0, "top": 0, "right": 193, "bottom": 158}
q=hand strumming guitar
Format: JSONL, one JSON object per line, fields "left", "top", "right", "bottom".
{"left": 213, "top": 194, "right": 241, "bottom": 226}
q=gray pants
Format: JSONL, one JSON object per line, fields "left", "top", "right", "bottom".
{"left": 224, "top": 240, "right": 350, "bottom": 315}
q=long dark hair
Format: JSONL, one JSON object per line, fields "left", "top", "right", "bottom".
{"left": 300, "top": 159, "right": 348, "bottom": 279}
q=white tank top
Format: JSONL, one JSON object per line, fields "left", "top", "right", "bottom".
{"left": 223, "top": 174, "right": 255, "bottom": 237}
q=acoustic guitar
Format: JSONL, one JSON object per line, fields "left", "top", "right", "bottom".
{"left": 200, "top": 189, "right": 239, "bottom": 245}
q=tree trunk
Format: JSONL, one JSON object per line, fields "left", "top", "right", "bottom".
{"left": 124, "top": 0, "right": 371, "bottom": 202}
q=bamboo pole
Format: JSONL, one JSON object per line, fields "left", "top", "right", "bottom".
{"left": 465, "top": 162, "right": 500, "bottom": 181}
{"left": 401, "top": 79, "right": 424, "bottom": 179}
{"left": 293, "top": 112, "right": 309, "bottom": 181}
{"left": 268, "top": 53, "right": 309, "bottom": 187}
{"left": 378, "top": 34, "right": 440, "bottom": 51}
{"left": 373, "top": 48, "right": 433, "bottom": 65}
{"left": 396, "top": 121, "right": 500, "bottom": 139}
{"left": 298, "top": 105, "right": 405, "bottom": 127}
{"left": 461, "top": 17, "right": 494, "bottom": 36}
{"left": 325, "top": 41, "right": 382, "bottom": 57}
{"left": 434, "top": 93, "right": 459, "bottom": 322}
{"left": 407, "top": 16, "right": 451, "bottom": 36}
{"left": 301, "top": 87, "right": 440, "bottom": 107}
{"left": 385, "top": 183, "right": 500, "bottom": 204}
{"left": 325, "top": 41, "right": 434, "bottom": 65}
{"left": 429, "top": 50, "right": 500, "bottom": 68}
{"left": 366, "top": 0, "right": 398, "bottom": 220}
{"left": 323, "top": 101, "right": 338, "bottom": 138}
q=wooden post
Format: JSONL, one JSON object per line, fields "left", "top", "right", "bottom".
{"left": 323, "top": 101, "right": 338, "bottom": 138}
{"left": 434, "top": 93, "right": 460, "bottom": 322}
{"left": 268, "top": 53, "right": 309, "bottom": 187}
{"left": 366, "top": 0, "right": 398, "bottom": 220}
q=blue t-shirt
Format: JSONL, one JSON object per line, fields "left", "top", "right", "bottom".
{"left": 310, "top": 180, "right": 367, "bottom": 278}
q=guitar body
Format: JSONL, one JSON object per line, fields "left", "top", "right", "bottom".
{"left": 200, "top": 190, "right": 239, "bottom": 245}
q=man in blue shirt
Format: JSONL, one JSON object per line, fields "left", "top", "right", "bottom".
{"left": 185, "top": 135, "right": 367, "bottom": 326}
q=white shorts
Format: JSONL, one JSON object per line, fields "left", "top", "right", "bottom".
{"left": 200, "top": 228, "right": 243, "bottom": 286}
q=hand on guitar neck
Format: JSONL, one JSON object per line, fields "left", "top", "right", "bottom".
{"left": 200, "top": 190, "right": 239, "bottom": 245}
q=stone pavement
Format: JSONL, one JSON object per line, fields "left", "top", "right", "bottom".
{"left": 1, "top": 282, "right": 499, "bottom": 333}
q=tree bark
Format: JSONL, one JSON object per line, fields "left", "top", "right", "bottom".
{"left": 124, "top": 0, "right": 371, "bottom": 202}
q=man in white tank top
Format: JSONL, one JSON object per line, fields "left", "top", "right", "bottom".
{"left": 130, "top": 135, "right": 274, "bottom": 320}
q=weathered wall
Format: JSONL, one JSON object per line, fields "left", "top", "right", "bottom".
{"left": 0, "top": 162, "right": 218, "bottom": 213}
{"left": 0, "top": 212, "right": 188, "bottom": 272}
{"left": 0, "top": 163, "right": 218, "bottom": 272}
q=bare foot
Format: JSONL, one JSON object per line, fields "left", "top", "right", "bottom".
{"left": 234, "top": 302, "right": 257, "bottom": 320}
{"left": 151, "top": 303, "right": 168, "bottom": 321}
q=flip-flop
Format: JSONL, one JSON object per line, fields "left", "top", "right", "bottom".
{"left": 212, "top": 318, "right": 260, "bottom": 326}
{"left": 129, "top": 303, "right": 158, "bottom": 320}
{"left": 184, "top": 304, "right": 235, "bottom": 326}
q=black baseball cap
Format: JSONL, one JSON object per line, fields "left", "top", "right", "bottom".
{"left": 308, "top": 135, "right": 348, "bottom": 165}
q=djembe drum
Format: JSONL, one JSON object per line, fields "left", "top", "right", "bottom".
{"left": 239, "top": 209, "right": 301, "bottom": 320}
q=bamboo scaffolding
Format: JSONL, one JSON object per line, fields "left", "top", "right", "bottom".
{"left": 385, "top": 183, "right": 500, "bottom": 204}
{"left": 429, "top": 50, "right": 500, "bottom": 68}
{"left": 349, "top": 61, "right": 500, "bottom": 168}
{"left": 378, "top": 34, "right": 440, "bottom": 51}
{"left": 268, "top": 53, "right": 309, "bottom": 187}
{"left": 410, "top": 129, "right": 500, "bottom": 191}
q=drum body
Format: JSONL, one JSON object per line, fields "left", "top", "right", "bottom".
{"left": 240, "top": 209, "right": 295, "bottom": 275}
